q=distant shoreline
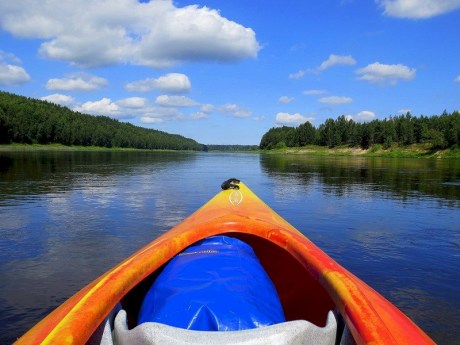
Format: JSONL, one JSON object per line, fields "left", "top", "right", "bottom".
{"left": 262, "top": 143, "right": 460, "bottom": 159}
{"left": 1, "top": 143, "right": 459, "bottom": 159}
{"left": 0, "top": 143, "right": 191, "bottom": 153}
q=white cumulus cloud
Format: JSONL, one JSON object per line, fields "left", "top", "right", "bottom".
{"left": 155, "top": 95, "right": 198, "bottom": 107}
{"left": 319, "top": 96, "right": 353, "bottom": 104}
{"left": 0, "top": 0, "right": 260, "bottom": 68}
{"left": 289, "top": 54, "right": 355, "bottom": 79}
{"left": 346, "top": 111, "right": 376, "bottom": 123}
{"left": 0, "top": 52, "right": 31, "bottom": 85}
{"left": 140, "top": 107, "right": 184, "bottom": 123}
{"left": 356, "top": 62, "right": 416, "bottom": 85}
{"left": 116, "top": 97, "right": 147, "bottom": 108}
{"left": 41, "top": 93, "right": 76, "bottom": 107}
{"left": 125, "top": 73, "right": 191, "bottom": 93}
{"left": 66, "top": 95, "right": 192, "bottom": 121}
{"left": 318, "top": 54, "right": 356, "bottom": 71}
{"left": 46, "top": 74, "right": 108, "bottom": 91}
{"left": 275, "top": 112, "right": 312, "bottom": 125}
{"left": 455, "top": 75, "right": 460, "bottom": 82}
{"left": 379, "top": 0, "right": 460, "bottom": 19}
{"left": 355, "top": 111, "right": 376, "bottom": 122}
{"left": 140, "top": 117, "right": 163, "bottom": 124}
{"left": 220, "top": 103, "right": 251, "bottom": 118}
{"left": 200, "top": 104, "right": 214, "bottom": 113}
{"left": 279, "top": 96, "right": 294, "bottom": 104}
{"left": 303, "top": 89, "right": 327, "bottom": 95}
{"left": 288, "top": 70, "right": 305, "bottom": 80}
{"left": 0, "top": 63, "right": 31, "bottom": 86}
{"left": 74, "top": 98, "right": 122, "bottom": 117}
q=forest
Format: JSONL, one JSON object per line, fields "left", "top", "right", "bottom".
{"left": 260, "top": 111, "right": 460, "bottom": 151}
{"left": 0, "top": 91, "right": 205, "bottom": 151}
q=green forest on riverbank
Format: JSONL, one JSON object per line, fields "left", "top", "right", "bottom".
{"left": 1, "top": 91, "right": 459, "bottom": 157}
{"left": 260, "top": 112, "right": 460, "bottom": 154}
{"left": 0, "top": 92, "right": 205, "bottom": 151}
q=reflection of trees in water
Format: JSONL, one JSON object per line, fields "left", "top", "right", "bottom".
{"left": 0, "top": 151, "right": 198, "bottom": 205}
{"left": 260, "top": 155, "right": 460, "bottom": 206}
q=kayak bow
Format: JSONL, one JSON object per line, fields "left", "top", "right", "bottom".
{"left": 16, "top": 180, "right": 434, "bottom": 345}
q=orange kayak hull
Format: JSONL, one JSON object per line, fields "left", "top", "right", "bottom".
{"left": 16, "top": 182, "right": 434, "bottom": 345}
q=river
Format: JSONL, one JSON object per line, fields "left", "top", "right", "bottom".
{"left": 0, "top": 151, "right": 459, "bottom": 344}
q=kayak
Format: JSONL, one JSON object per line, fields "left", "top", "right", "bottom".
{"left": 15, "top": 179, "right": 434, "bottom": 345}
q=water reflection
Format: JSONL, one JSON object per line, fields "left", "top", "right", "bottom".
{"left": 260, "top": 155, "right": 460, "bottom": 206}
{"left": 0, "top": 151, "right": 210, "bottom": 343}
{"left": 0, "top": 151, "right": 199, "bottom": 205}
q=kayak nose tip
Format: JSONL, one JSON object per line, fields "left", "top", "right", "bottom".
{"left": 221, "top": 178, "right": 241, "bottom": 190}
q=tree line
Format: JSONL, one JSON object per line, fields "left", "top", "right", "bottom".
{"left": 206, "top": 144, "right": 258, "bottom": 152}
{"left": 0, "top": 91, "right": 205, "bottom": 151}
{"left": 260, "top": 111, "right": 460, "bottom": 150}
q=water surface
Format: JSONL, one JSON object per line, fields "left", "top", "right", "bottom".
{"left": 0, "top": 151, "right": 458, "bottom": 344}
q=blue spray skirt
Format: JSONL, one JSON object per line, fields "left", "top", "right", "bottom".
{"left": 138, "top": 236, "right": 285, "bottom": 331}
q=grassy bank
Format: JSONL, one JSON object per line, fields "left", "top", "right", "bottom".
{"left": 0, "top": 143, "right": 186, "bottom": 152}
{"left": 264, "top": 144, "right": 460, "bottom": 159}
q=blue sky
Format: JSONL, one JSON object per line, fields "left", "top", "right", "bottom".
{"left": 1, "top": 0, "right": 459, "bottom": 145}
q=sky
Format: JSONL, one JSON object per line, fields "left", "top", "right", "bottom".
{"left": 1, "top": 0, "right": 459, "bottom": 145}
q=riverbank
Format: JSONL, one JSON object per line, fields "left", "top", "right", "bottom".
{"left": 263, "top": 143, "right": 460, "bottom": 159}
{"left": 0, "top": 143, "right": 196, "bottom": 153}
{"left": 1, "top": 143, "right": 459, "bottom": 158}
